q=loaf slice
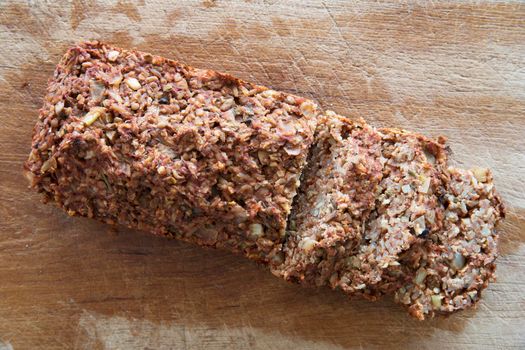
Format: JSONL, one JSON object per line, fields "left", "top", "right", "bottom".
{"left": 394, "top": 167, "right": 505, "bottom": 319}
{"left": 272, "top": 113, "right": 448, "bottom": 299}
{"left": 24, "top": 41, "right": 319, "bottom": 262}
{"left": 271, "top": 113, "right": 383, "bottom": 286}
{"left": 336, "top": 125, "right": 448, "bottom": 297}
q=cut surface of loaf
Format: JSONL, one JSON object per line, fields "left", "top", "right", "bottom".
{"left": 271, "top": 112, "right": 450, "bottom": 299}
{"left": 395, "top": 167, "right": 504, "bottom": 319}
{"left": 24, "top": 41, "right": 320, "bottom": 262}
{"left": 272, "top": 113, "right": 504, "bottom": 318}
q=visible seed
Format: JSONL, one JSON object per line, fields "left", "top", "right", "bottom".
{"left": 220, "top": 98, "right": 235, "bottom": 111}
{"left": 107, "top": 50, "right": 120, "bottom": 62}
{"left": 41, "top": 157, "right": 57, "bottom": 173}
{"left": 419, "top": 176, "right": 431, "bottom": 193}
{"left": 414, "top": 269, "right": 427, "bottom": 285}
{"left": 472, "top": 167, "right": 488, "bottom": 183}
{"left": 420, "top": 228, "right": 430, "bottom": 238}
{"left": 126, "top": 77, "right": 141, "bottom": 90}
{"left": 257, "top": 151, "right": 269, "bottom": 164}
{"left": 54, "top": 101, "right": 64, "bottom": 116}
{"left": 300, "top": 102, "right": 317, "bottom": 118}
{"left": 82, "top": 107, "right": 106, "bottom": 126}
{"left": 451, "top": 252, "right": 466, "bottom": 270}
{"left": 300, "top": 238, "right": 317, "bottom": 252}
{"left": 249, "top": 223, "right": 264, "bottom": 239}
{"left": 431, "top": 295, "right": 443, "bottom": 309}
{"left": 105, "top": 130, "right": 116, "bottom": 141}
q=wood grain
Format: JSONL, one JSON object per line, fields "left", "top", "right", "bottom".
{"left": 0, "top": 1, "right": 524, "bottom": 349}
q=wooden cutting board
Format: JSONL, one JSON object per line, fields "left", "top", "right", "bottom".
{"left": 0, "top": 1, "right": 523, "bottom": 349}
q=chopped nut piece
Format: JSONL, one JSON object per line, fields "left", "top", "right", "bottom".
{"left": 419, "top": 176, "right": 431, "bottom": 193}
{"left": 109, "top": 75, "right": 123, "bottom": 87}
{"left": 90, "top": 80, "right": 105, "bottom": 101}
{"left": 126, "top": 77, "right": 141, "bottom": 90}
{"left": 300, "top": 238, "right": 317, "bottom": 252}
{"left": 471, "top": 167, "right": 488, "bottom": 182}
{"left": 107, "top": 50, "right": 120, "bottom": 61}
{"left": 431, "top": 295, "right": 443, "bottom": 309}
{"left": 413, "top": 215, "right": 426, "bottom": 235}
{"left": 249, "top": 223, "right": 264, "bottom": 239}
{"left": 414, "top": 269, "right": 428, "bottom": 285}
{"left": 299, "top": 101, "right": 317, "bottom": 118}
{"left": 82, "top": 107, "right": 106, "bottom": 126}
{"left": 54, "top": 101, "right": 64, "bottom": 116}
{"left": 401, "top": 184, "right": 412, "bottom": 194}
{"left": 451, "top": 252, "right": 466, "bottom": 270}
{"left": 40, "top": 157, "right": 57, "bottom": 173}
{"left": 105, "top": 130, "right": 116, "bottom": 141}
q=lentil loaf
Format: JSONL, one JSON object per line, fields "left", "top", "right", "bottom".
{"left": 24, "top": 41, "right": 320, "bottom": 262}
{"left": 25, "top": 42, "right": 505, "bottom": 319}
